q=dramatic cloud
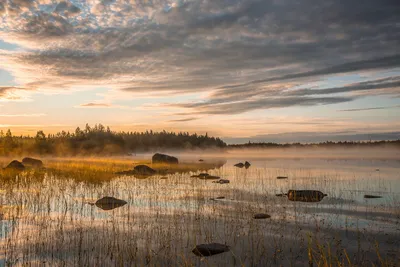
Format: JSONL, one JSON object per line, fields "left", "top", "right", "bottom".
{"left": 0, "top": 0, "right": 399, "bottom": 113}
{"left": 287, "top": 76, "right": 400, "bottom": 97}
{"left": 338, "top": 105, "right": 400, "bottom": 112}
{"left": 172, "top": 96, "right": 355, "bottom": 115}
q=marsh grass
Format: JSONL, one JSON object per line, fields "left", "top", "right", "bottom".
{"left": 0, "top": 157, "right": 399, "bottom": 266}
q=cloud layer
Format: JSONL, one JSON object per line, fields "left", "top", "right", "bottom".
{"left": 0, "top": 0, "right": 399, "bottom": 114}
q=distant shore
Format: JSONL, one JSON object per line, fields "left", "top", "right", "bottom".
{"left": 0, "top": 124, "right": 398, "bottom": 157}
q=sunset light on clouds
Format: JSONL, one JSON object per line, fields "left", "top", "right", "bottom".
{"left": 0, "top": 0, "right": 399, "bottom": 142}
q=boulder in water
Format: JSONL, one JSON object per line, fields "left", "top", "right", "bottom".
{"left": 277, "top": 176, "right": 288, "bottom": 179}
{"left": 364, "top": 194, "right": 382, "bottom": 199}
{"left": 191, "top": 173, "right": 209, "bottom": 178}
{"left": 212, "top": 179, "right": 230, "bottom": 184}
{"left": 133, "top": 165, "right": 157, "bottom": 176}
{"left": 254, "top": 213, "right": 271, "bottom": 219}
{"left": 192, "top": 243, "right": 230, "bottom": 256}
{"left": 152, "top": 153, "right": 178, "bottom": 164}
{"left": 4, "top": 160, "right": 25, "bottom": 171}
{"left": 287, "top": 190, "right": 327, "bottom": 202}
{"left": 95, "top": 196, "right": 127, "bottom": 210}
{"left": 22, "top": 157, "right": 43, "bottom": 168}
{"left": 199, "top": 175, "right": 220, "bottom": 180}
{"left": 198, "top": 173, "right": 209, "bottom": 178}
{"left": 244, "top": 161, "right": 251, "bottom": 169}
{"left": 234, "top": 163, "right": 244, "bottom": 168}
{"left": 116, "top": 165, "right": 157, "bottom": 177}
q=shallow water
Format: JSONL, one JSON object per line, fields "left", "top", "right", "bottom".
{"left": 0, "top": 155, "right": 399, "bottom": 266}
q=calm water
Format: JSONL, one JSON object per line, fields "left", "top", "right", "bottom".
{"left": 0, "top": 156, "right": 399, "bottom": 266}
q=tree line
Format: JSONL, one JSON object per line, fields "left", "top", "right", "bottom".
{"left": 0, "top": 124, "right": 227, "bottom": 156}
{"left": 228, "top": 140, "right": 400, "bottom": 149}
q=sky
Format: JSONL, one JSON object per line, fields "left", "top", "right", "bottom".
{"left": 0, "top": 0, "right": 399, "bottom": 143}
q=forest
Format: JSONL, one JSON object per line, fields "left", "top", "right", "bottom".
{"left": 0, "top": 124, "right": 226, "bottom": 156}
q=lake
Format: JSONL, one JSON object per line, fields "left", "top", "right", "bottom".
{"left": 0, "top": 149, "right": 399, "bottom": 266}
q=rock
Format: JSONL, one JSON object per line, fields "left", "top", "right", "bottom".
{"left": 212, "top": 179, "right": 230, "bottom": 184}
{"left": 287, "top": 190, "right": 327, "bottom": 202}
{"left": 244, "top": 161, "right": 251, "bottom": 169}
{"left": 254, "top": 213, "right": 271, "bottom": 219}
{"left": 22, "top": 157, "right": 43, "bottom": 168}
{"left": 133, "top": 165, "right": 157, "bottom": 176}
{"left": 95, "top": 197, "right": 127, "bottom": 210}
{"left": 191, "top": 173, "right": 209, "bottom": 178}
{"left": 199, "top": 175, "right": 220, "bottom": 180}
{"left": 210, "top": 196, "right": 225, "bottom": 200}
{"left": 152, "top": 153, "right": 178, "bottom": 164}
{"left": 234, "top": 163, "right": 245, "bottom": 168}
{"left": 117, "top": 165, "right": 157, "bottom": 177}
{"left": 192, "top": 243, "right": 230, "bottom": 257}
{"left": 4, "top": 160, "right": 25, "bottom": 171}
{"left": 199, "top": 159, "right": 204, "bottom": 162}
{"left": 364, "top": 194, "right": 382, "bottom": 199}
{"left": 277, "top": 176, "right": 288, "bottom": 179}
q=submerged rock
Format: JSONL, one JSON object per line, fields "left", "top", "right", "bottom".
{"left": 22, "top": 157, "right": 43, "bottom": 168}
{"left": 244, "top": 161, "right": 251, "bottom": 169}
{"left": 199, "top": 159, "right": 204, "bottom": 162}
{"left": 212, "top": 179, "right": 230, "bottom": 184}
{"left": 133, "top": 165, "right": 157, "bottom": 175}
{"left": 192, "top": 243, "right": 230, "bottom": 257}
{"left": 254, "top": 213, "right": 271, "bottom": 219}
{"left": 116, "top": 165, "right": 157, "bottom": 177}
{"left": 234, "top": 163, "right": 245, "bottom": 168}
{"left": 364, "top": 194, "right": 382, "bottom": 199}
{"left": 198, "top": 173, "right": 210, "bottom": 178}
{"left": 191, "top": 173, "right": 209, "bottom": 178}
{"left": 152, "top": 153, "right": 178, "bottom": 164}
{"left": 198, "top": 175, "right": 220, "bottom": 180}
{"left": 4, "top": 160, "right": 25, "bottom": 171}
{"left": 277, "top": 176, "right": 288, "bottom": 179}
{"left": 287, "top": 190, "right": 327, "bottom": 202}
{"left": 210, "top": 196, "right": 225, "bottom": 200}
{"left": 95, "top": 197, "right": 127, "bottom": 211}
